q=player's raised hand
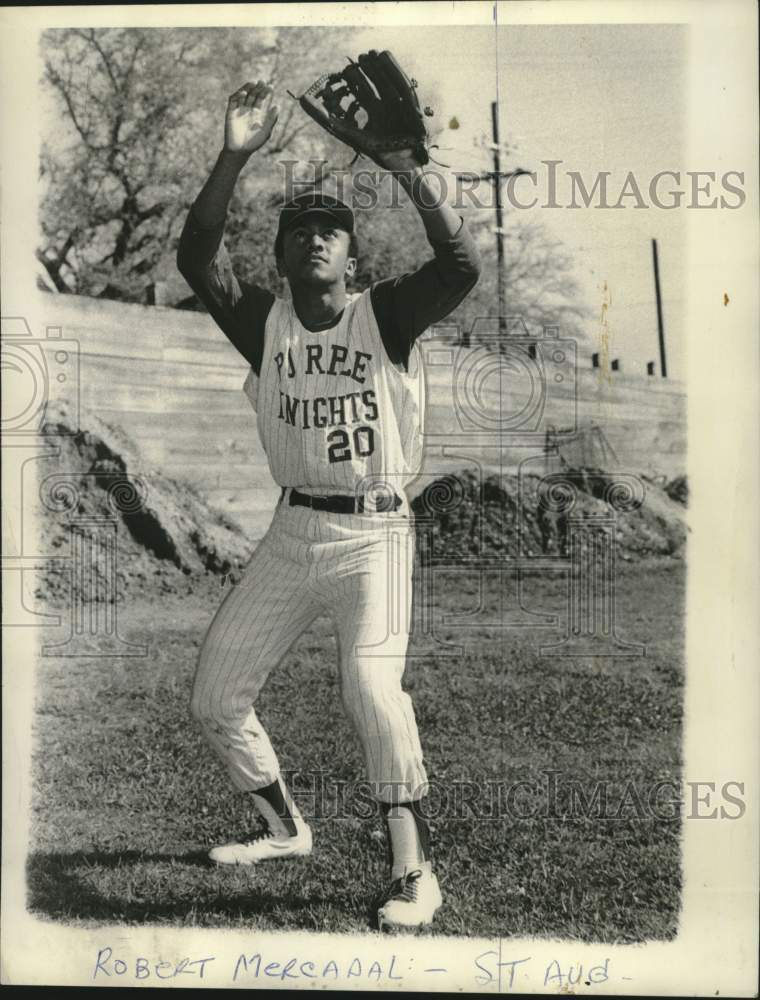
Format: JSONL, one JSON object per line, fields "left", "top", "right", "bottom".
{"left": 225, "top": 80, "right": 279, "bottom": 154}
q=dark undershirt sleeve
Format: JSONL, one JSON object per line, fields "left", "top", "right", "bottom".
{"left": 370, "top": 217, "right": 481, "bottom": 369}
{"left": 176, "top": 206, "right": 274, "bottom": 375}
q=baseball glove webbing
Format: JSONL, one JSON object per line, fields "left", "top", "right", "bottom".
{"left": 290, "top": 49, "right": 435, "bottom": 167}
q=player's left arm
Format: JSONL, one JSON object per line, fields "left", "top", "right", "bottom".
{"left": 381, "top": 150, "right": 465, "bottom": 242}
{"left": 370, "top": 152, "right": 481, "bottom": 368}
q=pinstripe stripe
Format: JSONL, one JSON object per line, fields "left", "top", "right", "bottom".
{"left": 244, "top": 290, "right": 424, "bottom": 492}
{"left": 201, "top": 285, "right": 429, "bottom": 801}
{"left": 193, "top": 505, "right": 427, "bottom": 799}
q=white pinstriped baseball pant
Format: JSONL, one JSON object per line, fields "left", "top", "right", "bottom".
{"left": 191, "top": 492, "right": 429, "bottom": 804}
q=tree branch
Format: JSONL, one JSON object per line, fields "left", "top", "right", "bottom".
{"left": 135, "top": 201, "right": 166, "bottom": 223}
{"left": 36, "top": 247, "right": 73, "bottom": 292}
{"left": 269, "top": 120, "right": 310, "bottom": 153}
{"left": 79, "top": 28, "right": 120, "bottom": 92}
{"left": 124, "top": 32, "right": 144, "bottom": 81}
{"left": 44, "top": 62, "right": 91, "bottom": 146}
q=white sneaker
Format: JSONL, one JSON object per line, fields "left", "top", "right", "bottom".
{"left": 376, "top": 867, "right": 442, "bottom": 931}
{"left": 209, "top": 819, "right": 312, "bottom": 866}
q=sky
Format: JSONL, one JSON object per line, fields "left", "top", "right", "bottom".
{"left": 354, "top": 22, "right": 688, "bottom": 379}
{"left": 35, "top": 18, "right": 692, "bottom": 380}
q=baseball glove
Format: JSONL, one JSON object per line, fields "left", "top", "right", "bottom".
{"left": 292, "top": 49, "right": 434, "bottom": 166}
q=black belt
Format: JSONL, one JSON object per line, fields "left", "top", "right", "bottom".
{"left": 281, "top": 487, "right": 403, "bottom": 514}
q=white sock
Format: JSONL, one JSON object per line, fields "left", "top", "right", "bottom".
{"left": 386, "top": 805, "right": 426, "bottom": 880}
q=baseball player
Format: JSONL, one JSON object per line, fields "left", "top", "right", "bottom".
{"left": 177, "top": 75, "right": 480, "bottom": 930}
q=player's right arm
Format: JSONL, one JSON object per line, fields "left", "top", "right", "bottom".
{"left": 177, "top": 81, "right": 279, "bottom": 372}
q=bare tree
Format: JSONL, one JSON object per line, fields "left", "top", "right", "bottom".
{"left": 38, "top": 26, "right": 346, "bottom": 300}
{"left": 41, "top": 28, "right": 205, "bottom": 296}
{"left": 442, "top": 210, "right": 589, "bottom": 347}
{"left": 38, "top": 25, "right": 589, "bottom": 333}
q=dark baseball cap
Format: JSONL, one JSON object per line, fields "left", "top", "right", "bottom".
{"left": 275, "top": 192, "right": 355, "bottom": 256}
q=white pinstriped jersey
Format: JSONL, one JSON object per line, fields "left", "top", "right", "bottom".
{"left": 243, "top": 289, "right": 425, "bottom": 492}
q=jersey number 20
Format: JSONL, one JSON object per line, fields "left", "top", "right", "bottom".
{"left": 327, "top": 426, "right": 375, "bottom": 463}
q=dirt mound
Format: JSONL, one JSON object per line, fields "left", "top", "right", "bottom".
{"left": 411, "top": 468, "right": 687, "bottom": 563}
{"left": 35, "top": 402, "right": 253, "bottom": 605}
{"left": 33, "top": 406, "right": 687, "bottom": 608}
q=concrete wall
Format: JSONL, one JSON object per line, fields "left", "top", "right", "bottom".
{"left": 31, "top": 292, "right": 686, "bottom": 539}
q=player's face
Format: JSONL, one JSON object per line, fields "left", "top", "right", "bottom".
{"left": 279, "top": 216, "right": 356, "bottom": 288}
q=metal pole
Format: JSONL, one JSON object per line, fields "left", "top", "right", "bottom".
{"left": 652, "top": 238, "right": 667, "bottom": 378}
{"left": 491, "top": 101, "right": 506, "bottom": 335}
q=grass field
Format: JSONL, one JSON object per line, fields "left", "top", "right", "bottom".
{"left": 27, "top": 559, "right": 684, "bottom": 942}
